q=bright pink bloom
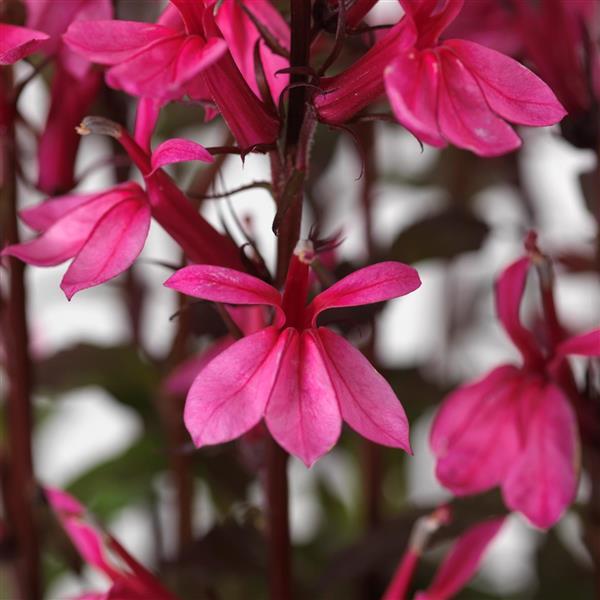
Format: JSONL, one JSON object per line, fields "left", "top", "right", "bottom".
{"left": 64, "top": 0, "right": 281, "bottom": 149}
{"left": 315, "top": 0, "right": 566, "bottom": 156}
{"left": 45, "top": 487, "right": 178, "bottom": 600}
{"left": 165, "top": 241, "right": 421, "bottom": 467}
{"left": 414, "top": 517, "right": 505, "bottom": 600}
{"left": 431, "top": 249, "right": 598, "bottom": 528}
{"left": 2, "top": 183, "right": 150, "bottom": 299}
{"left": 0, "top": 23, "right": 49, "bottom": 64}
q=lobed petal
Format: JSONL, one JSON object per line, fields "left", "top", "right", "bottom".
{"left": 502, "top": 381, "right": 579, "bottom": 529}
{"left": 265, "top": 329, "right": 342, "bottom": 467}
{"left": 61, "top": 199, "right": 151, "bottom": 299}
{"left": 431, "top": 365, "right": 523, "bottom": 495}
{"left": 437, "top": 49, "right": 521, "bottom": 156}
{"left": 184, "top": 327, "right": 287, "bottom": 447}
{"left": 445, "top": 39, "right": 567, "bottom": 126}
{"left": 307, "top": 261, "right": 420, "bottom": 326}
{"left": 315, "top": 328, "right": 411, "bottom": 452}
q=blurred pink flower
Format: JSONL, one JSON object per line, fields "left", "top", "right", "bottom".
{"left": 431, "top": 248, "right": 599, "bottom": 528}
{"left": 316, "top": 0, "right": 566, "bottom": 156}
{"left": 0, "top": 23, "right": 49, "bottom": 64}
{"left": 45, "top": 487, "right": 178, "bottom": 600}
{"left": 2, "top": 183, "right": 150, "bottom": 299}
{"left": 165, "top": 241, "right": 421, "bottom": 466}
{"left": 64, "top": 0, "right": 281, "bottom": 149}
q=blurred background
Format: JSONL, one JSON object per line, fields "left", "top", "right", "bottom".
{"left": 2, "top": 1, "right": 599, "bottom": 599}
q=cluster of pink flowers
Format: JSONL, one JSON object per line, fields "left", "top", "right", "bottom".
{"left": 2, "top": 0, "right": 599, "bottom": 598}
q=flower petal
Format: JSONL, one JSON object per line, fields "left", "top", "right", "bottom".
{"left": 265, "top": 329, "right": 342, "bottom": 467}
{"left": 64, "top": 20, "right": 175, "bottom": 64}
{"left": 431, "top": 365, "right": 523, "bottom": 495}
{"left": 184, "top": 327, "right": 286, "bottom": 447}
{"left": 150, "top": 138, "right": 213, "bottom": 174}
{"left": 19, "top": 193, "right": 97, "bottom": 232}
{"left": 445, "top": 39, "right": 566, "bottom": 126}
{"left": 2, "top": 187, "right": 135, "bottom": 267}
{"left": 437, "top": 49, "right": 521, "bottom": 156}
{"left": 315, "top": 328, "right": 411, "bottom": 452}
{"left": 416, "top": 517, "right": 505, "bottom": 600}
{"left": 165, "top": 265, "right": 284, "bottom": 326}
{"left": 495, "top": 256, "right": 543, "bottom": 365}
{"left": 307, "top": 261, "right": 421, "bottom": 326}
{"left": 61, "top": 198, "right": 151, "bottom": 299}
{"left": 556, "top": 329, "right": 600, "bottom": 357}
{"left": 385, "top": 50, "right": 446, "bottom": 147}
{"left": 0, "top": 23, "right": 49, "bottom": 65}
{"left": 503, "top": 381, "right": 579, "bottom": 529}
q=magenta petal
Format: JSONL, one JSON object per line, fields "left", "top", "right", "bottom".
{"left": 307, "top": 261, "right": 421, "bottom": 325}
{"left": 385, "top": 50, "right": 446, "bottom": 147}
{"left": 556, "top": 328, "right": 600, "bottom": 357}
{"left": 437, "top": 49, "right": 521, "bottom": 156}
{"left": 0, "top": 23, "right": 49, "bottom": 64}
{"left": 184, "top": 327, "right": 286, "bottom": 447}
{"left": 503, "top": 382, "right": 579, "bottom": 529}
{"left": 445, "top": 39, "right": 567, "bottom": 126}
{"left": 431, "top": 365, "right": 523, "bottom": 495}
{"left": 316, "top": 328, "right": 411, "bottom": 452}
{"left": 134, "top": 97, "right": 162, "bottom": 153}
{"left": 150, "top": 138, "right": 214, "bottom": 174}
{"left": 165, "top": 265, "right": 284, "bottom": 326}
{"left": 61, "top": 199, "right": 151, "bottom": 299}
{"left": 19, "top": 193, "right": 97, "bottom": 232}
{"left": 416, "top": 517, "right": 505, "bottom": 600}
{"left": 495, "top": 256, "right": 543, "bottom": 365}
{"left": 265, "top": 329, "right": 342, "bottom": 467}
{"left": 64, "top": 21, "right": 174, "bottom": 64}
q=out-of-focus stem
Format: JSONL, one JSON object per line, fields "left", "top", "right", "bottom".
{"left": 0, "top": 67, "right": 40, "bottom": 600}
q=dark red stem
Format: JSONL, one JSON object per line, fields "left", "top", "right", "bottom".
{"left": 0, "top": 67, "right": 40, "bottom": 600}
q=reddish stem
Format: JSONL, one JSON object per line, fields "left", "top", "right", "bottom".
{"left": 0, "top": 67, "right": 40, "bottom": 600}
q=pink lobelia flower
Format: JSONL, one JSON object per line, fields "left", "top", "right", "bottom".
{"left": 1, "top": 182, "right": 151, "bottom": 299}
{"left": 315, "top": 0, "right": 566, "bottom": 157}
{"left": 64, "top": 0, "right": 281, "bottom": 149}
{"left": 45, "top": 487, "right": 179, "bottom": 600}
{"left": 430, "top": 241, "right": 600, "bottom": 528}
{"left": 165, "top": 240, "right": 421, "bottom": 467}
{"left": 0, "top": 23, "right": 49, "bottom": 64}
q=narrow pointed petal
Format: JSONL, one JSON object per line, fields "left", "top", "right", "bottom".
{"left": 431, "top": 366, "right": 523, "bottom": 495}
{"left": 0, "top": 24, "right": 49, "bottom": 64}
{"left": 556, "top": 329, "right": 600, "bottom": 357}
{"left": 400, "top": 0, "right": 464, "bottom": 47}
{"left": 437, "top": 50, "right": 521, "bottom": 156}
{"left": 61, "top": 199, "right": 151, "bottom": 299}
{"left": 415, "top": 517, "right": 505, "bottom": 600}
{"left": 134, "top": 97, "right": 161, "bottom": 152}
{"left": 150, "top": 138, "right": 213, "bottom": 174}
{"left": 495, "top": 257, "right": 543, "bottom": 365}
{"left": 265, "top": 329, "right": 342, "bottom": 467}
{"left": 316, "top": 328, "right": 411, "bottom": 452}
{"left": 445, "top": 40, "right": 567, "bottom": 126}
{"left": 184, "top": 327, "right": 286, "bottom": 447}
{"left": 165, "top": 265, "right": 284, "bottom": 325}
{"left": 385, "top": 51, "right": 446, "bottom": 147}
{"left": 503, "top": 382, "right": 579, "bottom": 529}
{"left": 307, "top": 261, "right": 421, "bottom": 326}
